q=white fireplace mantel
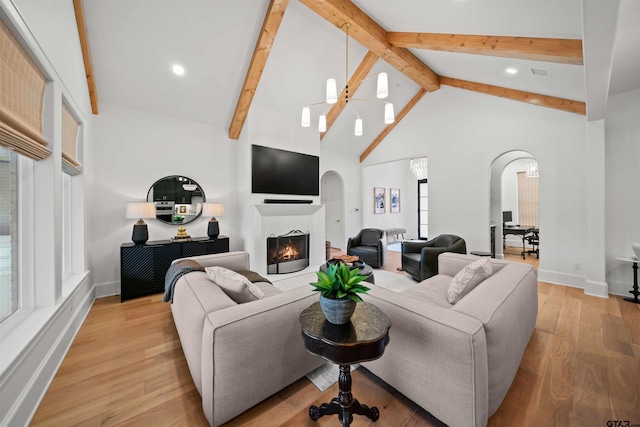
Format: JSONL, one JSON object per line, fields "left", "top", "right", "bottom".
{"left": 251, "top": 204, "right": 325, "bottom": 278}
{"left": 254, "top": 204, "right": 323, "bottom": 217}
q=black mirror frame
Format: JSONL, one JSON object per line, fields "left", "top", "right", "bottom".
{"left": 146, "top": 175, "right": 206, "bottom": 226}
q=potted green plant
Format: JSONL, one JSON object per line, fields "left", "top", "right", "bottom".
{"left": 310, "top": 262, "right": 370, "bottom": 324}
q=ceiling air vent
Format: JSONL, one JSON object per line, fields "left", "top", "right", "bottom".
{"left": 531, "top": 68, "right": 550, "bottom": 77}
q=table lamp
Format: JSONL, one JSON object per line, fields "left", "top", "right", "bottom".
{"left": 203, "top": 203, "right": 224, "bottom": 239}
{"left": 125, "top": 202, "right": 156, "bottom": 244}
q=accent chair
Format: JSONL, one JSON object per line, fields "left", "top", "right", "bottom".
{"left": 401, "top": 234, "right": 467, "bottom": 281}
{"left": 347, "top": 228, "right": 387, "bottom": 268}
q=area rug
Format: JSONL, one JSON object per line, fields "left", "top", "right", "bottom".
{"left": 306, "top": 269, "right": 417, "bottom": 391}
{"left": 387, "top": 241, "right": 402, "bottom": 252}
{"left": 372, "top": 269, "right": 418, "bottom": 293}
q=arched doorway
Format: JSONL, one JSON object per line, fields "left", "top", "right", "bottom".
{"left": 321, "top": 171, "right": 345, "bottom": 250}
{"left": 489, "top": 151, "right": 539, "bottom": 260}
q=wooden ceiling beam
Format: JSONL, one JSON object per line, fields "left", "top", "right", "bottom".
{"left": 320, "top": 50, "right": 378, "bottom": 140}
{"left": 387, "top": 32, "right": 583, "bottom": 65}
{"left": 360, "top": 88, "right": 427, "bottom": 163}
{"left": 439, "top": 76, "right": 586, "bottom": 115}
{"left": 229, "top": 0, "right": 289, "bottom": 140}
{"left": 298, "top": 0, "right": 439, "bottom": 92}
{"left": 72, "top": 0, "right": 99, "bottom": 114}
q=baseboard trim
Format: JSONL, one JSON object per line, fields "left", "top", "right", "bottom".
{"left": 584, "top": 280, "right": 609, "bottom": 298}
{"left": 94, "top": 280, "right": 119, "bottom": 298}
{"left": 538, "top": 269, "right": 586, "bottom": 289}
{"left": 0, "top": 277, "right": 94, "bottom": 427}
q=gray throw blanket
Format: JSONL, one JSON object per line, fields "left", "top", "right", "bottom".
{"left": 163, "top": 259, "right": 205, "bottom": 303}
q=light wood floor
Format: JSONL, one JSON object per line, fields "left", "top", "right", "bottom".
{"left": 32, "top": 248, "right": 639, "bottom": 426}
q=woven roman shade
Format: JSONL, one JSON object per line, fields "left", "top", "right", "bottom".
{"left": 62, "top": 104, "right": 81, "bottom": 175}
{"left": 0, "top": 20, "right": 49, "bottom": 160}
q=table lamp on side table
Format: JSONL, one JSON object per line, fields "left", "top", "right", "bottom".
{"left": 203, "top": 203, "right": 224, "bottom": 239}
{"left": 125, "top": 202, "right": 156, "bottom": 244}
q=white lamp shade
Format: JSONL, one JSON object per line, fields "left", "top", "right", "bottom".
{"left": 203, "top": 203, "right": 224, "bottom": 217}
{"left": 318, "top": 114, "right": 327, "bottom": 132}
{"left": 125, "top": 202, "right": 155, "bottom": 219}
{"left": 384, "top": 103, "right": 395, "bottom": 124}
{"left": 326, "top": 78, "right": 338, "bottom": 104}
{"left": 376, "top": 72, "right": 388, "bottom": 99}
{"left": 301, "top": 107, "right": 310, "bottom": 127}
{"left": 354, "top": 118, "right": 363, "bottom": 136}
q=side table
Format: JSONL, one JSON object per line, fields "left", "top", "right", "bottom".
{"left": 300, "top": 302, "right": 391, "bottom": 426}
{"left": 615, "top": 257, "right": 640, "bottom": 304}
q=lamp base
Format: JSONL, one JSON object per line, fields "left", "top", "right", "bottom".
{"left": 207, "top": 219, "right": 220, "bottom": 239}
{"left": 132, "top": 223, "right": 149, "bottom": 245}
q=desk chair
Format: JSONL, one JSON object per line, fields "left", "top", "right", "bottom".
{"left": 524, "top": 230, "right": 539, "bottom": 258}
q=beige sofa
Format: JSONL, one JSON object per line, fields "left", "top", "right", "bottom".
{"left": 169, "top": 251, "right": 323, "bottom": 427}
{"left": 170, "top": 251, "right": 536, "bottom": 427}
{"left": 363, "top": 252, "right": 538, "bottom": 427}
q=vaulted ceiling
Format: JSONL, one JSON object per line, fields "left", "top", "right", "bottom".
{"left": 74, "top": 0, "right": 638, "bottom": 160}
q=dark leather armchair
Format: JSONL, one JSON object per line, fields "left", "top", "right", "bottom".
{"left": 401, "top": 234, "right": 467, "bottom": 281}
{"left": 347, "top": 228, "right": 387, "bottom": 268}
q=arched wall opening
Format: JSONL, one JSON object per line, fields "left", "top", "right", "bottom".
{"left": 321, "top": 170, "right": 345, "bottom": 251}
{"left": 489, "top": 150, "right": 538, "bottom": 260}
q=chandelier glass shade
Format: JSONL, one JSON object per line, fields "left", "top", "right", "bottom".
{"left": 525, "top": 161, "right": 539, "bottom": 178}
{"left": 410, "top": 157, "right": 428, "bottom": 180}
{"left": 301, "top": 23, "right": 394, "bottom": 136}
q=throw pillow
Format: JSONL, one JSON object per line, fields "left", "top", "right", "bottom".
{"left": 447, "top": 258, "right": 493, "bottom": 304}
{"left": 205, "top": 266, "right": 264, "bottom": 303}
{"left": 236, "top": 270, "right": 272, "bottom": 284}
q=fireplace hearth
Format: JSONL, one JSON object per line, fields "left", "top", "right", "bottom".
{"left": 267, "top": 230, "right": 310, "bottom": 274}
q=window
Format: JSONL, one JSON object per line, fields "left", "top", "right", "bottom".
{"left": 418, "top": 179, "right": 428, "bottom": 239}
{"left": 0, "top": 147, "right": 18, "bottom": 322}
{"left": 517, "top": 172, "right": 539, "bottom": 227}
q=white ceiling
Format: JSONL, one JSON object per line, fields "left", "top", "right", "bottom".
{"left": 77, "top": 0, "right": 638, "bottom": 156}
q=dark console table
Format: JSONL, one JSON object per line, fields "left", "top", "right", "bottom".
{"left": 120, "top": 236, "right": 229, "bottom": 302}
{"left": 300, "top": 302, "right": 391, "bottom": 426}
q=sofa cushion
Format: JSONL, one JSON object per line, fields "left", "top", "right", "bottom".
{"left": 447, "top": 258, "right": 493, "bottom": 304}
{"left": 401, "top": 274, "right": 453, "bottom": 308}
{"left": 205, "top": 266, "right": 264, "bottom": 303}
{"left": 253, "top": 281, "right": 283, "bottom": 298}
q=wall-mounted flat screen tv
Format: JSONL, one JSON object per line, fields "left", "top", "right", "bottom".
{"left": 251, "top": 145, "right": 319, "bottom": 196}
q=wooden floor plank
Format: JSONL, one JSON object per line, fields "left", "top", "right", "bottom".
{"left": 31, "top": 254, "right": 640, "bottom": 427}
{"left": 601, "top": 313, "right": 634, "bottom": 356}
{"left": 569, "top": 351, "right": 612, "bottom": 426}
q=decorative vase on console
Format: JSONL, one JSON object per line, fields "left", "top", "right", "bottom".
{"left": 310, "top": 262, "right": 370, "bottom": 324}
{"left": 633, "top": 242, "right": 640, "bottom": 260}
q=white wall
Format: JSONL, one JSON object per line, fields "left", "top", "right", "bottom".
{"left": 90, "top": 103, "right": 238, "bottom": 295}
{"left": 318, "top": 150, "right": 364, "bottom": 249}
{"left": 363, "top": 159, "right": 418, "bottom": 240}
{"left": 363, "top": 86, "right": 591, "bottom": 288}
{"left": 605, "top": 88, "right": 640, "bottom": 296}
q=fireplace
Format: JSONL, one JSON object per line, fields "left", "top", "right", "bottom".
{"left": 267, "top": 231, "right": 310, "bottom": 274}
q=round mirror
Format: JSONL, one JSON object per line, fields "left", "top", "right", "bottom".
{"left": 147, "top": 175, "right": 205, "bottom": 225}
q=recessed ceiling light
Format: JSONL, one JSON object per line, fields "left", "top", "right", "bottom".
{"left": 505, "top": 67, "right": 518, "bottom": 75}
{"left": 172, "top": 64, "right": 185, "bottom": 76}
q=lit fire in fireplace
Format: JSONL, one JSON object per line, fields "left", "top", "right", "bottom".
{"left": 278, "top": 242, "right": 299, "bottom": 262}
{"left": 267, "top": 231, "right": 310, "bottom": 274}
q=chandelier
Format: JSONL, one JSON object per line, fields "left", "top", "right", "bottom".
{"left": 525, "top": 161, "right": 539, "bottom": 178}
{"left": 410, "top": 157, "right": 428, "bottom": 180}
{"left": 301, "top": 23, "right": 394, "bottom": 136}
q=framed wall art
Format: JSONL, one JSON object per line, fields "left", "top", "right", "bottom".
{"left": 390, "top": 188, "right": 400, "bottom": 213}
{"left": 374, "top": 187, "right": 385, "bottom": 214}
